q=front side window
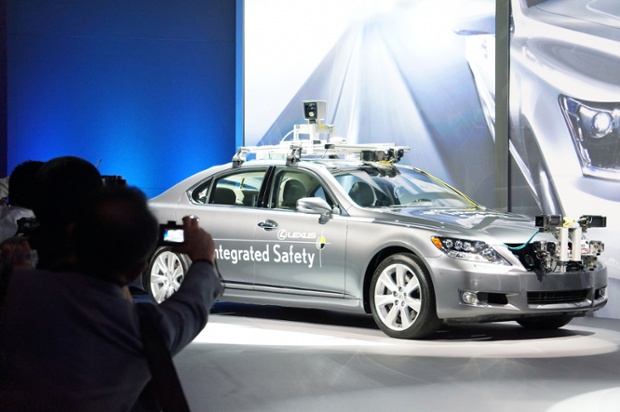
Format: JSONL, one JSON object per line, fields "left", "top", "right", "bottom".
{"left": 270, "top": 169, "right": 332, "bottom": 210}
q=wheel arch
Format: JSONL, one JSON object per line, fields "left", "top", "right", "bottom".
{"left": 511, "top": 117, "right": 565, "bottom": 215}
{"left": 361, "top": 246, "right": 435, "bottom": 314}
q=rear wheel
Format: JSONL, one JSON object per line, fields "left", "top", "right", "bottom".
{"left": 370, "top": 253, "right": 442, "bottom": 339}
{"left": 144, "top": 247, "right": 190, "bottom": 303}
{"left": 516, "top": 315, "right": 573, "bottom": 330}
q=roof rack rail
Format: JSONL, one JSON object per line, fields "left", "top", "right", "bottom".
{"left": 232, "top": 140, "right": 410, "bottom": 168}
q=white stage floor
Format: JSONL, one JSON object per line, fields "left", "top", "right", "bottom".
{"left": 175, "top": 303, "right": 620, "bottom": 412}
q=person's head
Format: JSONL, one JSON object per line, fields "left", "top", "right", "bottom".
{"left": 8, "top": 160, "right": 44, "bottom": 209}
{"left": 32, "top": 156, "right": 103, "bottom": 229}
{"left": 71, "top": 186, "right": 158, "bottom": 285}
{"left": 29, "top": 156, "right": 103, "bottom": 269}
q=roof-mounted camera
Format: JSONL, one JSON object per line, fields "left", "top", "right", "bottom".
{"left": 303, "top": 100, "right": 326, "bottom": 124}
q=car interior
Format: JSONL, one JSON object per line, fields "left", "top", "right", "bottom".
{"left": 211, "top": 187, "right": 237, "bottom": 205}
{"left": 279, "top": 179, "right": 307, "bottom": 209}
{"left": 348, "top": 181, "right": 375, "bottom": 206}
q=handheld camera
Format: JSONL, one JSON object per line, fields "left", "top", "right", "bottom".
{"left": 159, "top": 222, "right": 184, "bottom": 245}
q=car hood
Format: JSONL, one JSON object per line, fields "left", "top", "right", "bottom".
{"left": 377, "top": 207, "right": 541, "bottom": 244}
{"left": 534, "top": 0, "right": 620, "bottom": 36}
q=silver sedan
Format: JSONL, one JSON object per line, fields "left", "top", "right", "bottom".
{"left": 146, "top": 144, "right": 607, "bottom": 339}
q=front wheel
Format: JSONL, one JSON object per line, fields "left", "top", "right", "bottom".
{"left": 516, "top": 315, "right": 573, "bottom": 330}
{"left": 369, "top": 253, "right": 442, "bottom": 339}
{"left": 144, "top": 247, "right": 190, "bottom": 303}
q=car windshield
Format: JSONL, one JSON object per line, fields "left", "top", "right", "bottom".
{"left": 333, "top": 165, "right": 479, "bottom": 209}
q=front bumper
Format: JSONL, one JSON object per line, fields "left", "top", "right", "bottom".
{"left": 428, "top": 256, "right": 608, "bottom": 322}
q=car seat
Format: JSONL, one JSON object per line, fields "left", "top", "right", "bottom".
{"left": 281, "top": 179, "right": 306, "bottom": 209}
{"left": 212, "top": 187, "right": 237, "bottom": 205}
{"left": 348, "top": 181, "right": 374, "bottom": 207}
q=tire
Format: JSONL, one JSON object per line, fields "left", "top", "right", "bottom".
{"left": 516, "top": 315, "right": 573, "bottom": 330}
{"left": 369, "top": 253, "right": 442, "bottom": 339}
{"left": 144, "top": 247, "right": 190, "bottom": 303}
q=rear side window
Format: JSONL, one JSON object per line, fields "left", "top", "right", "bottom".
{"left": 190, "top": 169, "right": 267, "bottom": 207}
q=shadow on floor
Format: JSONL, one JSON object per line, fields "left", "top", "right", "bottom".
{"left": 211, "top": 302, "right": 595, "bottom": 342}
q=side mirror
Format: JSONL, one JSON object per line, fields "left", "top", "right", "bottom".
{"left": 296, "top": 197, "right": 333, "bottom": 224}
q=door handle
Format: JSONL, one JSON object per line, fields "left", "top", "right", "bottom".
{"left": 257, "top": 219, "right": 278, "bottom": 231}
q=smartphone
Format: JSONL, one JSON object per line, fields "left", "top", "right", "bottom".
{"left": 159, "top": 223, "right": 184, "bottom": 245}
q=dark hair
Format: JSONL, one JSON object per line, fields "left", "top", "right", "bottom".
{"left": 72, "top": 186, "right": 158, "bottom": 284}
{"left": 32, "top": 156, "right": 103, "bottom": 228}
{"left": 8, "top": 160, "right": 44, "bottom": 209}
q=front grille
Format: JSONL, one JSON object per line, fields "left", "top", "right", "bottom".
{"left": 527, "top": 289, "right": 589, "bottom": 305}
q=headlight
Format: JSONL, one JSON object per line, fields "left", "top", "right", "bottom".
{"left": 431, "top": 236, "right": 510, "bottom": 265}
{"left": 559, "top": 96, "right": 620, "bottom": 180}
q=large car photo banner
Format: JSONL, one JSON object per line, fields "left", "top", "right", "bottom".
{"left": 242, "top": 0, "right": 620, "bottom": 318}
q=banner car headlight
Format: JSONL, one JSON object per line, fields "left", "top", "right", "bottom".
{"left": 431, "top": 236, "right": 510, "bottom": 265}
{"left": 560, "top": 96, "right": 620, "bottom": 180}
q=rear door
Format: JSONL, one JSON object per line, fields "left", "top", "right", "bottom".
{"left": 179, "top": 167, "right": 268, "bottom": 287}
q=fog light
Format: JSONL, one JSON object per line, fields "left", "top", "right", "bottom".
{"left": 462, "top": 291, "right": 479, "bottom": 305}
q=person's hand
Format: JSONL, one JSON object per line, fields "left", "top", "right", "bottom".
{"left": 0, "top": 237, "right": 38, "bottom": 268}
{"left": 173, "top": 215, "right": 215, "bottom": 264}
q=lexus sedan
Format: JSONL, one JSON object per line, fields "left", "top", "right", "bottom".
{"left": 145, "top": 142, "right": 607, "bottom": 339}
